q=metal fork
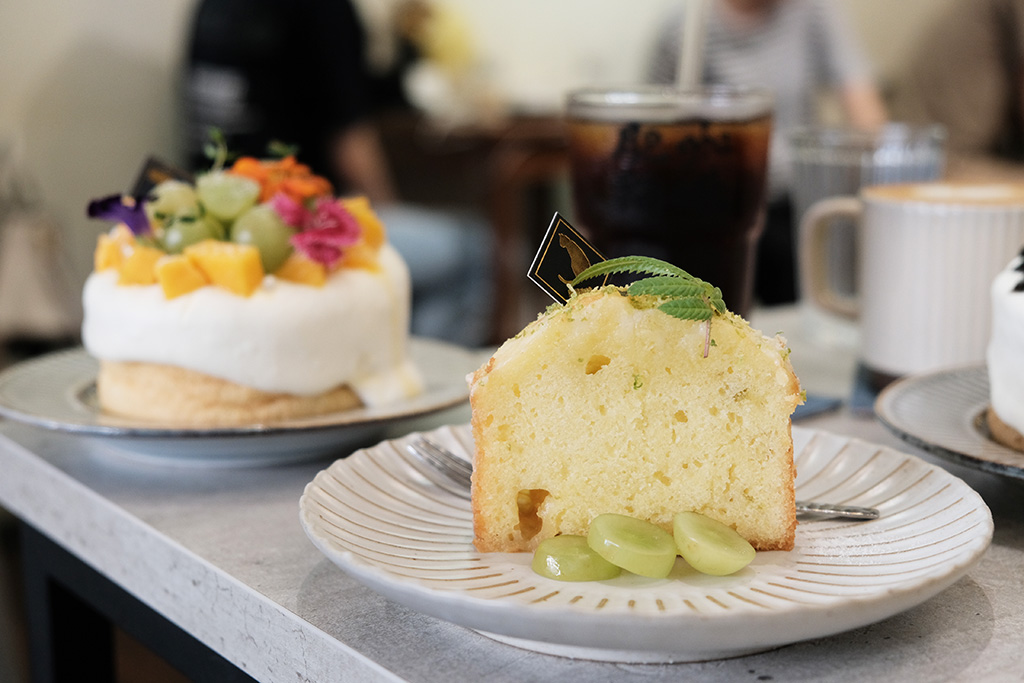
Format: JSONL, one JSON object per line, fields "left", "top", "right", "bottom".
{"left": 406, "top": 436, "right": 879, "bottom": 520}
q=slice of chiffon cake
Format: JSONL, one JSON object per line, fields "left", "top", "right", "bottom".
{"left": 469, "top": 285, "right": 803, "bottom": 553}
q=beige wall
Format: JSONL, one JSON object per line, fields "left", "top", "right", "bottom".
{"left": 0, "top": 0, "right": 196, "bottom": 290}
{"left": 0, "top": 0, "right": 957, "bottom": 295}
{"left": 841, "top": 0, "right": 959, "bottom": 89}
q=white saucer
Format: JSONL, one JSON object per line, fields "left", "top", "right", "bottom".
{"left": 300, "top": 423, "right": 992, "bottom": 662}
{"left": 0, "top": 338, "right": 478, "bottom": 465}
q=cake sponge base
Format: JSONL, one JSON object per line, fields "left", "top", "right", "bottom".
{"left": 98, "top": 360, "right": 361, "bottom": 427}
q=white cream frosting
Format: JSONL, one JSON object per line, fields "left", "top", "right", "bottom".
{"left": 987, "top": 252, "right": 1024, "bottom": 432}
{"left": 82, "top": 244, "right": 423, "bottom": 406}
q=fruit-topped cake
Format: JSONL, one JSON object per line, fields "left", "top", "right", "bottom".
{"left": 468, "top": 257, "right": 803, "bottom": 556}
{"left": 83, "top": 153, "right": 423, "bottom": 426}
{"left": 987, "top": 248, "right": 1024, "bottom": 450}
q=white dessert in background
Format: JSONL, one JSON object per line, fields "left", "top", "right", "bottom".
{"left": 986, "top": 249, "right": 1024, "bottom": 449}
{"left": 82, "top": 243, "right": 420, "bottom": 405}
{"left": 83, "top": 155, "right": 423, "bottom": 426}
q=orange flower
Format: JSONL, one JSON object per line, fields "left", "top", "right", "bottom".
{"left": 229, "top": 156, "right": 333, "bottom": 203}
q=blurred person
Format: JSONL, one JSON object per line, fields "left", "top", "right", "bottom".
{"left": 891, "top": 0, "right": 1024, "bottom": 180}
{"left": 649, "top": 0, "right": 887, "bottom": 305}
{"left": 185, "top": 0, "right": 400, "bottom": 200}
{"left": 183, "top": 0, "right": 492, "bottom": 346}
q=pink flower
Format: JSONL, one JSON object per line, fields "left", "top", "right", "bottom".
{"left": 307, "top": 198, "right": 361, "bottom": 241}
{"left": 270, "top": 193, "right": 311, "bottom": 228}
{"left": 290, "top": 228, "right": 354, "bottom": 265}
{"left": 287, "top": 199, "right": 362, "bottom": 266}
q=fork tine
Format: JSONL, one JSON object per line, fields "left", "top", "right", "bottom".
{"left": 406, "top": 437, "right": 472, "bottom": 489}
{"left": 420, "top": 437, "right": 473, "bottom": 478}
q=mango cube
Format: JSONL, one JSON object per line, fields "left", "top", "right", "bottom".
{"left": 184, "top": 239, "right": 265, "bottom": 297}
{"left": 274, "top": 252, "right": 327, "bottom": 286}
{"left": 117, "top": 244, "right": 164, "bottom": 285}
{"left": 94, "top": 224, "right": 136, "bottom": 271}
{"left": 338, "top": 243, "right": 380, "bottom": 271}
{"left": 341, "top": 196, "right": 386, "bottom": 248}
{"left": 156, "top": 255, "right": 209, "bottom": 299}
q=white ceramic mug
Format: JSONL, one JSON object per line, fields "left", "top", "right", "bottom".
{"left": 799, "top": 182, "right": 1024, "bottom": 384}
{"left": 789, "top": 124, "right": 947, "bottom": 298}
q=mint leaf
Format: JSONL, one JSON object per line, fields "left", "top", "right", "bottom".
{"left": 567, "top": 254, "right": 731, "bottom": 357}
{"left": 658, "top": 297, "right": 716, "bottom": 320}
{"left": 569, "top": 254, "right": 728, "bottom": 325}
{"left": 628, "top": 276, "right": 706, "bottom": 299}
{"left": 570, "top": 255, "right": 691, "bottom": 284}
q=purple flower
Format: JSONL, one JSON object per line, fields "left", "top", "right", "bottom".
{"left": 87, "top": 194, "right": 151, "bottom": 235}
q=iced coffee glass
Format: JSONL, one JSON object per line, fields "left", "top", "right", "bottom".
{"left": 566, "top": 86, "right": 773, "bottom": 316}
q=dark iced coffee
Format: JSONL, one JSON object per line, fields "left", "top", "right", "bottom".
{"left": 567, "top": 87, "right": 772, "bottom": 316}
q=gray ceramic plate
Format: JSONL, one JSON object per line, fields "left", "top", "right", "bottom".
{"left": 0, "top": 338, "right": 477, "bottom": 465}
{"left": 875, "top": 365, "right": 1024, "bottom": 481}
{"left": 300, "top": 424, "right": 992, "bottom": 663}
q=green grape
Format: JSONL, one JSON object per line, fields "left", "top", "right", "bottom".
{"left": 161, "top": 215, "right": 221, "bottom": 254}
{"left": 230, "top": 205, "right": 296, "bottom": 273}
{"left": 197, "top": 171, "right": 260, "bottom": 223}
{"left": 204, "top": 214, "right": 227, "bottom": 240}
{"left": 145, "top": 180, "right": 199, "bottom": 229}
{"left": 673, "top": 512, "right": 756, "bottom": 576}
{"left": 587, "top": 514, "right": 677, "bottom": 579}
{"left": 531, "top": 535, "right": 622, "bottom": 582}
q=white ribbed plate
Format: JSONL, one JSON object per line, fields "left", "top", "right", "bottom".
{"left": 0, "top": 339, "right": 477, "bottom": 466}
{"left": 299, "top": 425, "right": 993, "bottom": 662}
{"left": 876, "top": 365, "right": 1024, "bottom": 481}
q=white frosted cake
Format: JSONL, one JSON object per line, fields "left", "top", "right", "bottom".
{"left": 987, "top": 249, "right": 1024, "bottom": 450}
{"left": 83, "top": 155, "right": 423, "bottom": 426}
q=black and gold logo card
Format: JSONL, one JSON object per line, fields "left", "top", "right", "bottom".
{"left": 527, "top": 213, "right": 608, "bottom": 303}
{"left": 130, "top": 156, "right": 194, "bottom": 198}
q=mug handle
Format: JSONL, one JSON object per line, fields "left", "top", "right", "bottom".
{"left": 798, "top": 196, "right": 861, "bottom": 320}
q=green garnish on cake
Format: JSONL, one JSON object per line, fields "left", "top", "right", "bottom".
{"left": 570, "top": 255, "right": 728, "bottom": 355}
{"left": 571, "top": 255, "right": 727, "bottom": 320}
